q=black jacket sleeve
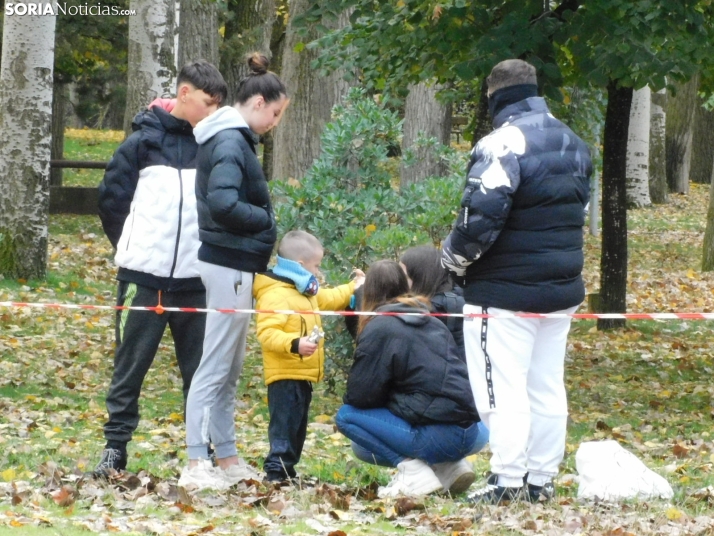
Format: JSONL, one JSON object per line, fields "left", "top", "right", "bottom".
{"left": 205, "top": 136, "right": 272, "bottom": 233}
{"left": 442, "top": 130, "right": 521, "bottom": 277}
{"left": 97, "top": 133, "right": 141, "bottom": 248}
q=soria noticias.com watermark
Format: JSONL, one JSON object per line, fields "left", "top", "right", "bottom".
{"left": 5, "top": 3, "right": 136, "bottom": 16}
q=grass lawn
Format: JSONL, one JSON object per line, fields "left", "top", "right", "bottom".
{"left": 1, "top": 134, "right": 714, "bottom": 533}
{"left": 60, "top": 129, "right": 123, "bottom": 187}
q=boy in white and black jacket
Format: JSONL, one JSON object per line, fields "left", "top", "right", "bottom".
{"left": 95, "top": 60, "right": 227, "bottom": 476}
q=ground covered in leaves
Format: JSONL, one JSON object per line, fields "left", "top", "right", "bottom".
{"left": 1, "top": 185, "right": 714, "bottom": 535}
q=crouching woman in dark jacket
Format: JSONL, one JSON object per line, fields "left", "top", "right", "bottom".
{"left": 336, "top": 260, "right": 489, "bottom": 498}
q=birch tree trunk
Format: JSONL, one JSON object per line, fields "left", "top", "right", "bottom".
{"left": 400, "top": 82, "right": 452, "bottom": 188}
{"left": 665, "top": 76, "right": 698, "bottom": 194}
{"left": 221, "top": 0, "right": 276, "bottom": 106}
{"left": 0, "top": 11, "right": 56, "bottom": 278}
{"left": 649, "top": 88, "right": 668, "bottom": 204}
{"left": 625, "top": 86, "right": 651, "bottom": 208}
{"left": 690, "top": 95, "right": 714, "bottom": 185}
{"left": 123, "top": 0, "right": 176, "bottom": 136}
{"left": 177, "top": 0, "right": 219, "bottom": 67}
{"left": 273, "top": 2, "right": 354, "bottom": 181}
{"left": 597, "top": 82, "right": 633, "bottom": 331}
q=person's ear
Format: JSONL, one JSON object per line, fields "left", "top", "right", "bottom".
{"left": 177, "top": 83, "right": 190, "bottom": 103}
{"left": 253, "top": 95, "right": 265, "bottom": 109}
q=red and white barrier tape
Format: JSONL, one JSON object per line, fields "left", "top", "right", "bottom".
{"left": 1, "top": 301, "right": 713, "bottom": 320}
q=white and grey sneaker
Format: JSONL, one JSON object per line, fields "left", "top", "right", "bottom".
{"left": 431, "top": 458, "right": 476, "bottom": 495}
{"left": 178, "top": 459, "right": 229, "bottom": 491}
{"left": 220, "top": 459, "right": 260, "bottom": 486}
{"left": 378, "top": 458, "right": 443, "bottom": 498}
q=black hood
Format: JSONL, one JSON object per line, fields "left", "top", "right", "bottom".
{"left": 375, "top": 301, "right": 431, "bottom": 327}
{"left": 131, "top": 105, "right": 193, "bottom": 135}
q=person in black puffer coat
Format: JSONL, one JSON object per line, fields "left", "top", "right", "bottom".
{"left": 441, "top": 59, "right": 592, "bottom": 505}
{"left": 336, "top": 261, "right": 489, "bottom": 498}
{"left": 180, "top": 53, "right": 289, "bottom": 491}
{"left": 95, "top": 60, "right": 227, "bottom": 477}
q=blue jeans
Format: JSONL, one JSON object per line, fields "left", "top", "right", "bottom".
{"left": 335, "top": 405, "right": 489, "bottom": 467}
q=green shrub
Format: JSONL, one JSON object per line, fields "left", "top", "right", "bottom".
{"left": 271, "top": 88, "right": 467, "bottom": 392}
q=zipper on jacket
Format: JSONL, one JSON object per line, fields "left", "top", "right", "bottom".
{"left": 169, "top": 139, "right": 184, "bottom": 279}
{"left": 125, "top": 206, "right": 136, "bottom": 250}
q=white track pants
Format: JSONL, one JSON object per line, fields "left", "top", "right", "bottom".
{"left": 463, "top": 304, "right": 577, "bottom": 487}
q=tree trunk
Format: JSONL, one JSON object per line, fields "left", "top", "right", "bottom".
{"left": 400, "top": 82, "right": 452, "bottom": 188}
{"left": 221, "top": 0, "right": 276, "bottom": 106}
{"left": 50, "top": 82, "right": 68, "bottom": 187}
{"left": 472, "top": 79, "right": 492, "bottom": 142}
{"left": 666, "top": 76, "right": 698, "bottom": 194}
{"left": 649, "top": 88, "right": 668, "bottom": 204}
{"left": 177, "top": 0, "right": 219, "bottom": 67}
{"left": 261, "top": 0, "right": 288, "bottom": 182}
{"left": 123, "top": 0, "right": 176, "bottom": 136}
{"left": 597, "top": 82, "right": 633, "bottom": 331}
{"left": 0, "top": 11, "right": 56, "bottom": 279}
{"left": 273, "top": 2, "right": 354, "bottom": 181}
{"left": 625, "top": 86, "right": 651, "bottom": 208}
{"left": 690, "top": 93, "right": 714, "bottom": 185}
{"left": 701, "top": 160, "right": 714, "bottom": 270}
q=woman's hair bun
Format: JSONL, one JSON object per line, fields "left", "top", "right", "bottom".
{"left": 247, "top": 53, "right": 270, "bottom": 75}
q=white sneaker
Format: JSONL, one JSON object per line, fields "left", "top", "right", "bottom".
{"left": 178, "top": 459, "right": 229, "bottom": 491}
{"left": 220, "top": 459, "right": 260, "bottom": 486}
{"left": 378, "top": 459, "right": 442, "bottom": 498}
{"left": 431, "top": 458, "right": 475, "bottom": 495}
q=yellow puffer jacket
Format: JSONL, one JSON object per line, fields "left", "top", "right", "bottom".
{"left": 253, "top": 273, "right": 355, "bottom": 385}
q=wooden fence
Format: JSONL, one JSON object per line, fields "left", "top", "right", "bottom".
{"left": 49, "top": 160, "right": 106, "bottom": 215}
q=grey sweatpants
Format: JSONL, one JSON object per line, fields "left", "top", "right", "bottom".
{"left": 185, "top": 261, "right": 254, "bottom": 460}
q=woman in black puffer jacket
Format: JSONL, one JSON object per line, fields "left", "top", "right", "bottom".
{"left": 181, "top": 53, "right": 289, "bottom": 490}
{"left": 336, "top": 261, "right": 489, "bottom": 498}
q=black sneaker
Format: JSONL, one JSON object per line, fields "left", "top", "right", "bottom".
{"left": 94, "top": 447, "right": 127, "bottom": 477}
{"left": 467, "top": 483, "right": 523, "bottom": 505}
{"left": 526, "top": 480, "right": 556, "bottom": 502}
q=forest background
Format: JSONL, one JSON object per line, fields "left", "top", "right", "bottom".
{"left": 2, "top": 0, "right": 714, "bottom": 534}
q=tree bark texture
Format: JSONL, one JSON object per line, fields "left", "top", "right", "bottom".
{"left": 665, "top": 76, "right": 698, "bottom": 194}
{"left": 701, "top": 163, "right": 714, "bottom": 271}
{"left": 221, "top": 0, "right": 276, "bottom": 106}
{"left": 597, "top": 82, "right": 632, "bottom": 331}
{"left": 400, "top": 82, "right": 452, "bottom": 188}
{"left": 625, "top": 86, "right": 651, "bottom": 208}
{"left": 273, "top": 2, "right": 354, "bottom": 181}
{"left": 0, "top": 11, "right": 56, "bottom": 278}
{"left": 649, "top": 88, "right": 668, "bottom": 204}
{"left": 50, "top": 82, "right": 68, "bottom": 187}
{"left": 690, "top": 94, "right": 714, "bottom": 185}
{"left": 123, "top": 0, "right": 176, "bottom": 136}
{"left": 262, "top": 0, "right": 288, "bottom": 182}
{"left": 177, "top": 0, "right": 219, "bottom": 68}
{"left": 472, "top": 79, "right": 492, "bottom": 142}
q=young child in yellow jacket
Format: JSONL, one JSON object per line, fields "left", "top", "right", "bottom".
{"left": 253, "top": 230, "right": 364, "bottom": 483}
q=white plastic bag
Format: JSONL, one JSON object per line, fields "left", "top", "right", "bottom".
{"left": 576, "top": 440, "right": 673, "bottom": 501}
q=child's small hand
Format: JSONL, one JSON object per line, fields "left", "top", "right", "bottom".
{"left": 298, "top": 337, "right": 318, "bottom": 357}
{"left": 352, "top": 268, "right": 366, "bottom": 289}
